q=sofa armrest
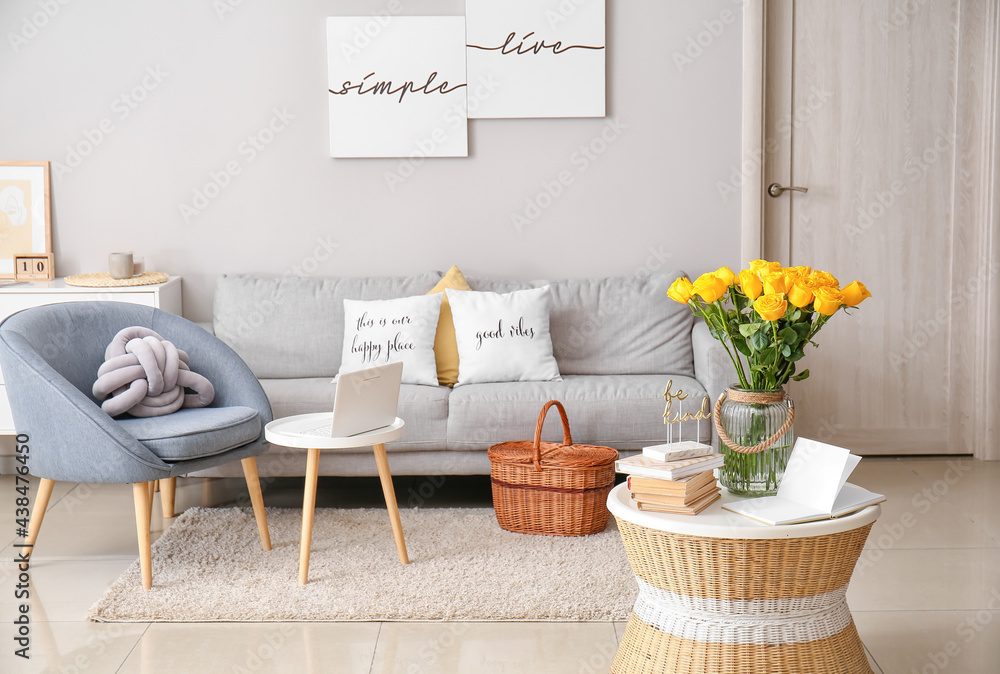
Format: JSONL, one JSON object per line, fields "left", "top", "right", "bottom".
{"left": 195, "top": 321, "right": 215, "bottom": 335}
{"left": 692, "top": 320, "right": 738, "bottom": 443}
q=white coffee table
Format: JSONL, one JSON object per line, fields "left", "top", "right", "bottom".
{"left": 607, "top": 483, "right": 880, "bottom": 673}
{"left": 264, "top": 414, "right": 407, "bottom": 585}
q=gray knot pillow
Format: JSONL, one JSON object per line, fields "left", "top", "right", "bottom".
{"left": 92, "top": 326, "right": 215, "bottom": 417}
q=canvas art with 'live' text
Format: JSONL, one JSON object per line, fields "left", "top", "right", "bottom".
{"left": 327, "top": 16, "right": 469, "bottom": 158}
{"left": 465, "top": 0, "right": 606, "bottom": 119}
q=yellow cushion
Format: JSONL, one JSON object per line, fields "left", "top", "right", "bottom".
{"left": 427, "top": 265, "right": 471, "bottom": 386}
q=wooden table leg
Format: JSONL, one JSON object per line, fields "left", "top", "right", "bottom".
{"left": 372, "top": 443, "right": 409, "bottom": 564}
{"left": 299, "top": 448, "right": 320, "bottom": 585}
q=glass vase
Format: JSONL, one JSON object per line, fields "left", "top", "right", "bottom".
{"left": 716, "top": 387, "right": 795, "bottom": 497}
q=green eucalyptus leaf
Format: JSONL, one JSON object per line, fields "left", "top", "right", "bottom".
{"left": 792, "top": 369, "right": 810, "bottom": 381}
{"left": 739, "top": 323, "right": 760, "bottom": 337}
{"left": 781, "top": 344, "right": 793, "bottom": 357}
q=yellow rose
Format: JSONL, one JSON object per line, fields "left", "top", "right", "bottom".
{"left": 813, "top": 286, "right": 843, "bottom": 315}
{"left": 754, "top": 293, "right": 788, "bottom": 322}
{"left": 715, "top": 266, "right": 737, "bottom": 286}
{"left": 810, "top": 270, "right": 840, "bottom": 288}
{"left": 762, "top": 271, "right": 787, "bottom": 295}
{"left": 782, "top": 266, "right": 812, "bottom": 284}
{"left": 692, "top": 272, "right": 728, "bottom": 303}
{"left": 841, "top": 280, "right": 872, "bottom": 307}
{"left": 738, "top": 269, "right": 763, "bottom": 300}
{"left": 667, "top": 277, "right": 695, "bottom": 303}
{"left": 782, "top": 268, "right": 802, "bottom": 285}
{"left": 749, "top": 259, "right": 782, "bottom": 276}
{"left": 786, "top": 281, "right": 815, "bottom": 309}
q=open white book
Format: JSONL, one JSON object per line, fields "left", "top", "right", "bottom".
{"left": 722, "top": 437, "right": 886, "bottom": 525}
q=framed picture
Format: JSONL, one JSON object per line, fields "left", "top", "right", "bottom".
{"left": 466, "top": 0, "right": 606, "bottom": 118}
{"left": 0, "top": 161, "right": 52, "bottom": 279}
{"left": 327, "top": 16, "right": 469, "bottom": 158}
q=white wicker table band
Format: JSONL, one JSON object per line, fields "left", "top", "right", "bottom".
{"left": 633, "top": 578, "right": 854, "bottom": 645}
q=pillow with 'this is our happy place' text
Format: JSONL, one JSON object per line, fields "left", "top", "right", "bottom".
{"left": 339, "top": 294, "right": 442, "bottom": 386}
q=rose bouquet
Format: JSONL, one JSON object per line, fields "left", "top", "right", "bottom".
{"left": 667, "top": 260, "right": 871, "bottom": 391}
{"left": 667, "top": 260, "right": 871, "bottom": 495}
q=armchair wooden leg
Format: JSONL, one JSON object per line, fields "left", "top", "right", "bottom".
{"left": 240, "top": 457, "right": 271, "bottom": 551}
{"left": 132, "top": 482, "right": 153, "bottom": 590}
{"left": 160, "top": 477, "right": 176, "bottom": 518}
{"left": 24, "top": 478, "right": 55, "bottom": 560}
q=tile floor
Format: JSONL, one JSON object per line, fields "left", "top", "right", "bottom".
{"left": 0, "top": 456, "right": 997, "bottom": 673}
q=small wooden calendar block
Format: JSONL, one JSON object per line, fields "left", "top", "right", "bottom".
{"left": 13, "top": 253, "right": 55, "bottom": 281}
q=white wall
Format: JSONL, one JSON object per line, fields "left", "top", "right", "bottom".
{"left": 0, "top": 0, "right": 742, "bottom": 322}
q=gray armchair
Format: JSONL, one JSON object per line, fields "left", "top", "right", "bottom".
{"left": 0, "top": 302, "right": 272, "bottom": 589}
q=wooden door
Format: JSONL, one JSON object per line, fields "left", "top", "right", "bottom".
{"left": 744, "top": 0, "right": 999, "bottom": 455}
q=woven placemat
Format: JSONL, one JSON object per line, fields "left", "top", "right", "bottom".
{"left": 64, "top": 272, "right": 169, "bottom": 287}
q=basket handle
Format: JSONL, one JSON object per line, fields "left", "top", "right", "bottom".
{"left": 532, "top": 400, "right": 573, "bottom": 469}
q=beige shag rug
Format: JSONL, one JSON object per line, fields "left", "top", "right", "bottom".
{"left": 88, "top": 507, "right": 636, "bottom": 622}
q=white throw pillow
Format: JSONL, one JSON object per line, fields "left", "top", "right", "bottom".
{"left": 446, "top": 286, "right": 562, "bottom": 385}
{"left": 339, "top": 294, "right": 443, "bottom": 386}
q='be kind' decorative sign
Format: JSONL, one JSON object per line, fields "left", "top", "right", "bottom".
{"left": 327, "top": 16, "right": 468, "bottom": 158}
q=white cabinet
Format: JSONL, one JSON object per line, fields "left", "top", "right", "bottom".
{"left": 0, "top": 277, "right": 182, "bottom": 434}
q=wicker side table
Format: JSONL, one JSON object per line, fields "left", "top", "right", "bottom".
{"left": 607, "top": 484, "right": 879, "bottom": 674}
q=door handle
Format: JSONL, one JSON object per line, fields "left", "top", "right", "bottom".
{"left": 767, "top": 183, "right": 809, "bottom": 198}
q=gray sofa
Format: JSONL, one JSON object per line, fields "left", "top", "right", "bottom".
{"left": 195, "top": 271, "right": 734, "bottom": 478}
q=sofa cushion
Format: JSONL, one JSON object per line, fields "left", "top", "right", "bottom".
{"left": 446, "top": 374, "right": 710, "bottom": 451}
{"left": 117, "top": 406, "right": 261, "bottom": 462}
{"left": 448, "top": 286, "right": 561, "bottom": 385}
{"left": 259, "top": 378, "right": 449, "bottom": 451}
{"left": 213, "top": 272, "right": 441, "bottom": 379}
{"left": 427, "top": 265, "right": 472, "bottom": 387}
{"left": 338, "top": 294, "right": 443, "bottom": 386}
{"left": 467, "top": 274, "right": 694, "bottom": 376}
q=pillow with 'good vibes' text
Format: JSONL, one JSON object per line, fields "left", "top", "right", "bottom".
{"left": 446, "top": 286, "right": 561, "bottom": 385}
{"left": 339, "top": 294, "right": 443, "bottom": 386}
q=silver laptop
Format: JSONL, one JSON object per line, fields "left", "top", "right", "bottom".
{"left": 300, "top": 362, "right": 403, "bottom": 438}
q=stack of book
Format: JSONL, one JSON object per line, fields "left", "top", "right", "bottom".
{"left": 615, "top": 441, "right": 723, "bottom": 515}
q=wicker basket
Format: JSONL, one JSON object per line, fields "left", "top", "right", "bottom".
{"left": 488, "top": 400, "right": 619, "bottom": 536}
